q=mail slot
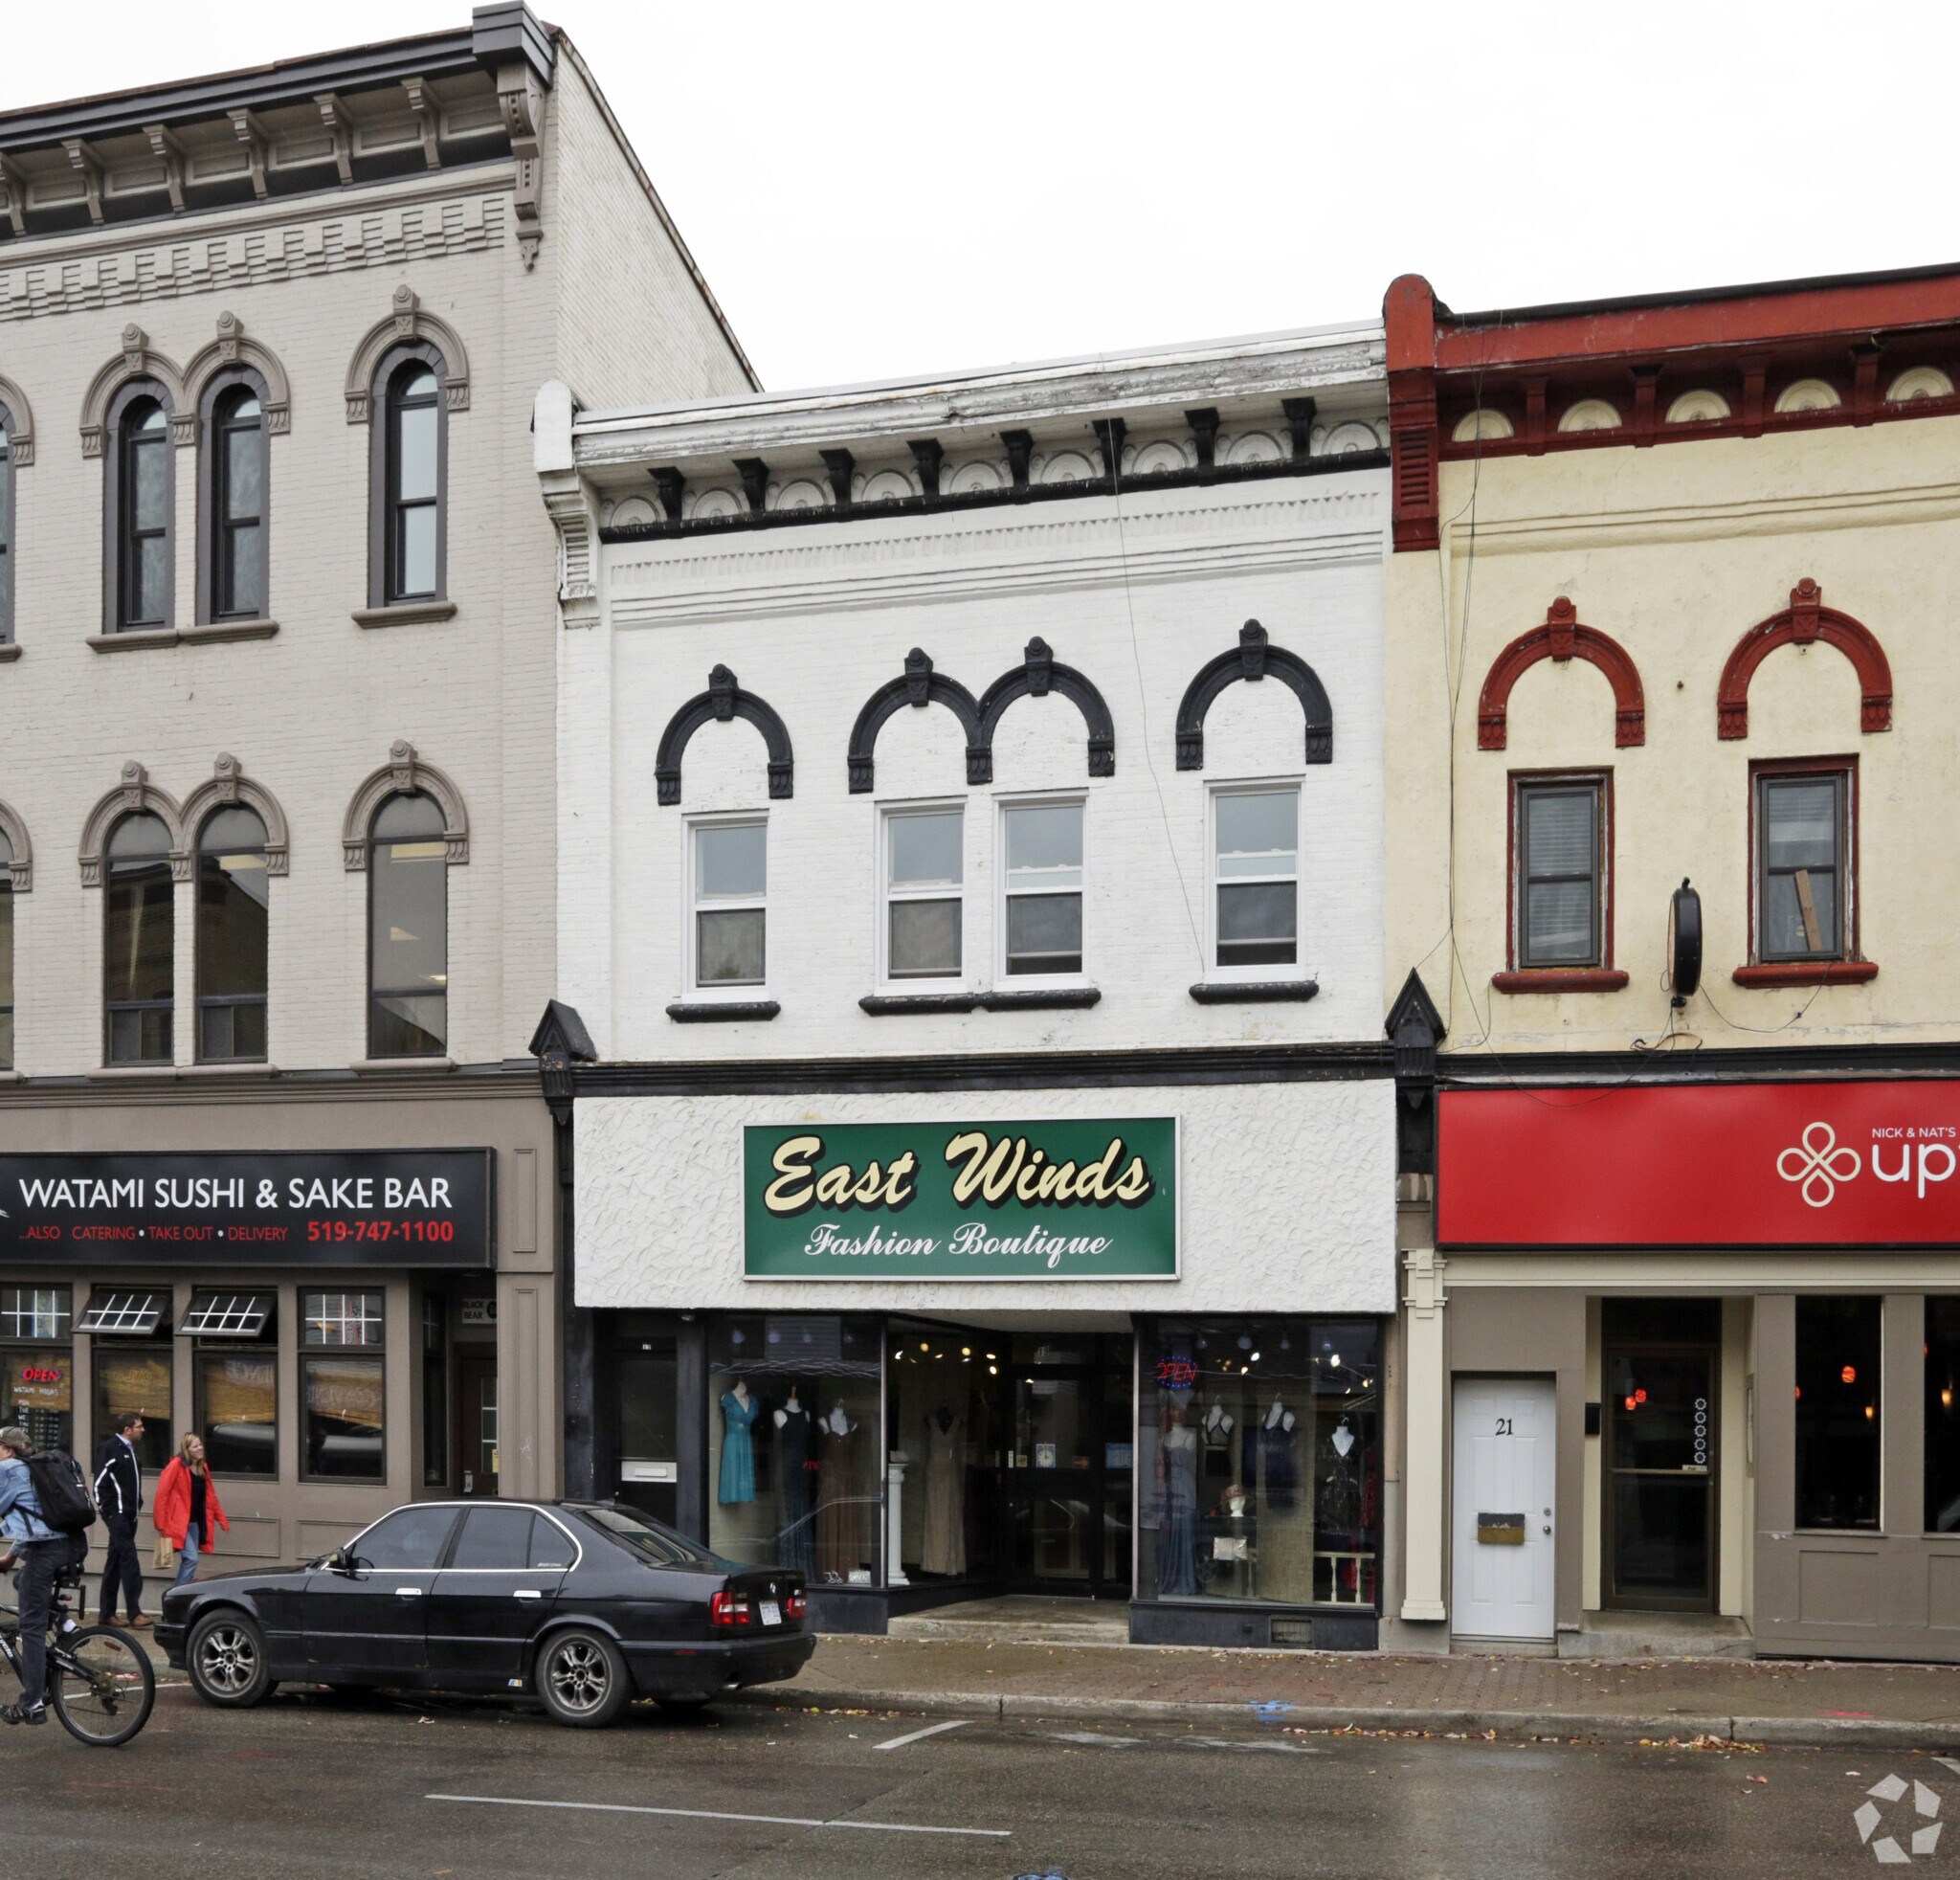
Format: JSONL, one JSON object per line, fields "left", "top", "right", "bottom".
{"left": 621, "top": 1459, "right": 678, "bottom": 1484}
{"left": 1477, "top": 1511, "right": 1526, "bottom": 1545}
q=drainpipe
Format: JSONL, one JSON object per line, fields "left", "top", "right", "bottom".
{"left": 529, "top": 999, "right": 598, "bottom": 1498}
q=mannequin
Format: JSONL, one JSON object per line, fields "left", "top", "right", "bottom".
{"left": 1245, "top": 1394, "right": 1297, "bottom": 1511}
{"left": 719, "top": 1379, "right": 759, "bottom": 1506}
{"left": 815, "top": 1401, "right": 861, "bottom": 1579}
{"left": 774, "top": 1388, "right": 814, "bottom": 1575}
{"left": 1156, "top": 1403, "right": 1199, "bottom": 1596}
{"left": 921, "top": 1403, "right": 967, "bottom": 1577}
{"left": 1331, "top": 1415, "right": 1355, "bottom": 1459}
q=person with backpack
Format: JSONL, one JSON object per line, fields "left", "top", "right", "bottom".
{"left": 0, "top": 1424, "right": 65, "bottom": 1726}
{"left": 92, "top": 1412, "right": 147, "bottom": 1629}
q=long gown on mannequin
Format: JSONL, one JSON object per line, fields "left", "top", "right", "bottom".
{"left": 776, "top": 1404, "right": 814, "bottom": 1575}
{"left": 719, "top": 1390, "right": 759, "bottom": 1505}
{"left": 815, "top": 1424, "right": 859, "bottom": 1578}
{"left": 921, "top": 1414, "right": 967, "bottom": 1577}
{"left": 1157, "top": 1429, "right": 1199, "bottom": 1596}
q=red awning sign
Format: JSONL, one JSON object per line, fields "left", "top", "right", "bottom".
{"left": 1437, "top": 1081, "right": 1960, "bottom": 1248}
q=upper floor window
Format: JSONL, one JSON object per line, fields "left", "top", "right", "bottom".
{"left": 375, "top": 352, "right": 445, "bottom": 605}
{"left": 883, "top": 807, "right": 962, "bottom": 981}
{"left": 1001, "top": 800, "right": 1083, "bottom": 977}
{"left": 0, "top": 829, "right": 12, "bottom": 1070}
{"left": 104, "top": 811, "right": 173, "bottom": 1064}
{"left": 0, "top": 410, "right": 12, "bottom": 646}
{"left": 195, "top": 806, "right": 269, "bottom": 1063}
{"left": 112, "top": 394, "right": 171, "bottom": 632}
{"left": 692, "top": 819, "right": 767, "bottom": 989}
{"left": 205, "top": 382, "right": 266, "bottom": 621}
{"left": 368, "top": 793, "right": 448, "bottom": 1058}
{"left": 1212, "top": 787, "right": 1299, "bottom": 971}
{"left": 1512, "top": 775, "right": 1607, "bottom": 970}
{"left": 1754, "top": 766, "right": 1849, "bottom": 963}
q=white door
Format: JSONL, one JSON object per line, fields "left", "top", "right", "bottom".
{"left": 1452, "top": 1377, "right": 1557, "bottom": 1642}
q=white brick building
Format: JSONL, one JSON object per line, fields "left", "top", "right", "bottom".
{"left": 0, "top": 6, "right": 752, "bottom": 1590}
{"left": 536, "top": 328, "right": 1403, "bottom": 1645}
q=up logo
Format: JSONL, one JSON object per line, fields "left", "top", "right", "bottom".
{"left": 1778, "top": 1123, "right": 1861, "bottom": 1208}
{"left": 1779, "top": 1122, "right": 1960, "bottom": 1207}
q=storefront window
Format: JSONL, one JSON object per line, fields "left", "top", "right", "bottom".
{"left": 1926, "top": 1299, "right": 1960, "bottom": 1534}
{"left": 302, "top": 1289, "right": 384, "bottom": 1482}
{"left": 1138, "top": 1318, "right": 1381, "bottom": 1608}
{"left": 709, "top": 1314, "right": 880, "bottom": 1584}
{"left": 1795, "top": 1295, "right": 1882, "bottom": 1531}
{"left": 1, "top": 1285, "right": 73, "bottom": 1453}
{"left": 194, "top": 1295, "right": 278, "bottom": 1479}
{"left": 94, "top": 1344, "right": 173, "bottom": 1472}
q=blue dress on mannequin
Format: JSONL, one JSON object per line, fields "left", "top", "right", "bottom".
{"left": 720, "top": 1388, "right": 760, "bottom": 1504}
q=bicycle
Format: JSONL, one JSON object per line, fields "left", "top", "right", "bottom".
{"left": 0, "top": 1559, "right": 155, "bottom": 1747}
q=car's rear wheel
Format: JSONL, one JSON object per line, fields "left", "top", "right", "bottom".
{"left": 187, "top": 1611, "right": 277, "bottom": 1710}
{"left": 536, "top": 1627, "right": 629, "bottom": 1729}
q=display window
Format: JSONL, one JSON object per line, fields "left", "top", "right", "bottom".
{"left": 708, "top": 1314, "right": 881, "bottom": 1583}
{"left": 302, "top": 1290, "right": 385, "bottom": 1482}
{"left": 1, "top": 1285, "right": 74, "bottom": 1454}
{"left": 1138, "top": 1317, "right": 1381, "bottom": 1608}
{"left": 92, "top": 1339, "right": 174, "bottom": 1472}
{"left": 887, "top": 1319, "right": 1008, "bottom": 1585}
{"left": 1795, "top": 1295, "right": 1882, "bottom": 1531}
{"left": 191, "top": 1292, "right": 278, "bottom": 1478}
{"left": 1928, "top": 1299, "right": 1960, "bottom": 1534}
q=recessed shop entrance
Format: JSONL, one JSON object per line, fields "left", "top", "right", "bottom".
{"left": 1602, "top": 1300, "right": 1719, "bottom": 1613}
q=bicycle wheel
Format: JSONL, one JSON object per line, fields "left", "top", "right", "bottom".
{"left": 50, "top": 1624, "right": 156, "bottom": 1747}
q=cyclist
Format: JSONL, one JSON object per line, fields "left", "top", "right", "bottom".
{"left": 0, "top": 1424, "right": 67, "bottom": 1727}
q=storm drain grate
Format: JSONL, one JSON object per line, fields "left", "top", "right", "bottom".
{"left": 1269, "top": 1618, "right": 1316, "bottom": 1646}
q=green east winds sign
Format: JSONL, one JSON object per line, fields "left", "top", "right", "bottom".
{"left": 743, "top": 1119, "right": 1179, "bottom": 1282}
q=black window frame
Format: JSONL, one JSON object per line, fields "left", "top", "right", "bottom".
{"left": 367, "top": 791, "right": 449, "bottom": 1059}
{"left": 102, "top": 810, "right": 175, "bottom": 1067}
{"left": 193, "top": 802, "right": 270, "bottom": 1064}
{"left": 301, "top": 1288, "right": 386, "bottom": 1486}
{"left": 103, "top": 379, "right": 174, "bottom": 634}
{"left": 369, "top": 344, "right": 448, "bottom": 608}
{"left": 1511, "top": 772, "right": 1608, "bottom": 972}
{"left": 1753, "top": 764, "right": 1851, "bottom": 965}
{"left": 196, "top": 369, "right": 270, "bottom": 625}
{"left": 0, "top": 404, "right": 14, "bottom": 647}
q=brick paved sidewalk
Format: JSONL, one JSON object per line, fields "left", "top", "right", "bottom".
{"left": 750, "top": 1635, "right": 1960, "bottom": 1750}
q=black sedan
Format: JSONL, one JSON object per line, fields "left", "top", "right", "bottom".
{"left": 156, "top": 1499, "right": 814, "bottom": 1728}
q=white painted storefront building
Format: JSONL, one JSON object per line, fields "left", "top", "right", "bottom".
{"left": 536, "top": 326, "right": 1402, "bottom": 1645}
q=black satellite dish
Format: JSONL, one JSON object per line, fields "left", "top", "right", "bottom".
{"left": 1667, "top": 879, "right": 1703, "bottom": 1008}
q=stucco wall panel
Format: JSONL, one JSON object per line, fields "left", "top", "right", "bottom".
{"left": 574, "top": 1078, "right": 1397, "bottom": 1316}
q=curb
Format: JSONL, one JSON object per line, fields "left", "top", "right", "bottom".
{"left": 735, "top": 1682, "right": 1960, "bottom": 1752}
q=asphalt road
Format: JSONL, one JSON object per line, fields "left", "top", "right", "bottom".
{"left": 3, "top": 1681, "right": 1950, "bottom": 1878}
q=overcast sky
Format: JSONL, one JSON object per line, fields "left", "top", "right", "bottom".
{"left": 10, "top": 2, "right": 1952, "bottom": 392}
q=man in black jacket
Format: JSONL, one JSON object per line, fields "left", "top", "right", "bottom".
{"left": 92, "top": 1412, "right": 147, "bottom": 1628}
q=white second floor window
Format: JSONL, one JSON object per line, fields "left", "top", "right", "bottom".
{"left": 1001, "top": 801, "right": 1083, "bottom": 977}
{"left": 693, "top": 819, "right": 767, "bottom": 988}
{"left": 1213, "top": 787, "right": 1300, "bottom": 971}
{"left": 884, "top": 807, "right": 963, "bottom": 980}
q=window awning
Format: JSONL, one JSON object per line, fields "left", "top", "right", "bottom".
{"left": 78, "top": 1290, "right": 167, "bottom": 1337}
{"left": 179, "top": 1292, "right": 274, "bottom": 1339}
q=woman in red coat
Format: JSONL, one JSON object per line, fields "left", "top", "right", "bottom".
{"left": 155, "top": 1433, "right": 229, "bottom": 1587}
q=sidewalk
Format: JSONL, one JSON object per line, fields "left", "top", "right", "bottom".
{"left": 741, "top": 1635, "right": 1960, "bottom": 1752}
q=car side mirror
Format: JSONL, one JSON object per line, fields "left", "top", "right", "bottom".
{"left": 327, "top": 1548, "right": 361, "bottom": 1576}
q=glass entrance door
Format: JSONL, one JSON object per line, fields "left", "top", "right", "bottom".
{"left": 1004, "top": 1334, "right": 1132, "bottom": 1598}
{"left": 1604, "top": 1343, "right": 1716, "bottom": 1611}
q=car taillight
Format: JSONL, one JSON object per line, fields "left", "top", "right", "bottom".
{"left": 786, "top": 1589, "right": 808, "bottom": 1621}
{"left": 710, "top": 1590, "right": 753, "bottom": 1628}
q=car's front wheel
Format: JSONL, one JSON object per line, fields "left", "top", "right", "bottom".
{"left": 187, "top": 1611, "right": 277, "bottom": 1710}
{"left": 536, "top": 1628, "right": 630, "bottom": 1729}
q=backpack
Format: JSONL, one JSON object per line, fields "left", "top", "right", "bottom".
{"left": 24, "top": 1451, "right": 98, "bottom": 1534}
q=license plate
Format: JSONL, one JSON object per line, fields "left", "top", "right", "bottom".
{"left": 758, "top": 1600, "right": 782, "bottom": 1626}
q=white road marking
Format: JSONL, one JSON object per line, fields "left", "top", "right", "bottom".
{"left": 1179, "top": 1737, "right": 1325, "bottom": 1755}
{"left": 426, "top": 1793, "right": 1010, "bottom": 1840}
{"left": 875, "top": 1718, "right": 971, "bottom": 1752}
{"left": 1046, "top": 1732, "right": 1142, "bottom": 1748}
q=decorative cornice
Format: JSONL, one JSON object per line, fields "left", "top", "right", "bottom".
{"left": 540, "top": 469, "right": 599, "bottom": 627}
{"left": 1477, "top": 598, "right": 1646, "bottom": 751}
{"left": 78, "top": 325, "right": 188, "bottom": 458}
{"left": 609, "top": 481, "right": 1386, "bottom": 626}
{"left": 0, "top": 179, "right": 508, "bottom": 326}
{"left": 341, "top": 740, "right": 469, "bottom": 869}
{"left": 1716, "top": 578, "right": 1892, "bottom": 740}
{"left": 180, "top": 753, "right": 290, "bottom": 877}
{"left": 655, "top": 665, "right": 794, "bottom": 805}
{"left": 78, "top": 762, "right": 186, "bottom": 887}
{"left": 1175, "top": 620, "right": 1334, "bottom": 770}
{"left": 344, "top": 285, "right": 471, "bottom": 422}
{"left": 183, "top": 311, "right": 292, "bottom": 435}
